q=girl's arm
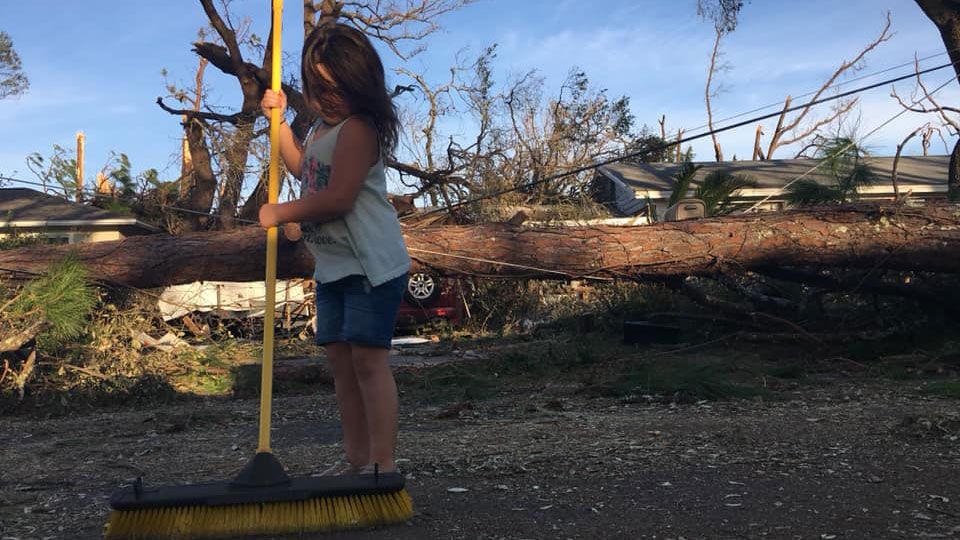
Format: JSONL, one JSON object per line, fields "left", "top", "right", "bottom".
{"left": 260, "top": 118, "right": 379, "bottom": 227}
{"left": 261, "top": 89, "right": 304, "bottom": 178}
{"left": 277, "top": 121, "right": 304, "bottom": 178}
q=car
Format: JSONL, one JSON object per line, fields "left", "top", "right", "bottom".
{"left": 396, "top": 272, "right": 463, "bottom": 329}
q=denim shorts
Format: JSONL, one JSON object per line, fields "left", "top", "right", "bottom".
{"left": 314, "top": 274, "right": 408, "bottom": 349}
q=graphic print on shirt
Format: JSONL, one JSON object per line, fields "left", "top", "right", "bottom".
{"left": 300, "top": 156, "right": 338, "bottom": 246}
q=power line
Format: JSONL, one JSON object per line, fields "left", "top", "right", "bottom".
{"left": 415, "top": 60, "right": 959, "bottom": 218}
{"left": 741, "top": 74, "right": 957, "bottom": 213}
{"left": 687, "top": 50, "right": 953, "bottom": 135}
{"left": 2, "top": 57, "right": 956, "bottom": 225}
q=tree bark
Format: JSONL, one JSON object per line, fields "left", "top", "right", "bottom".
{"left": 182, "top": 118, "right": 218, "bottom": 231}
{"left": 915, "top": 0, "right": 960, "bottom": 200}
{"left": 950, "top": 138, "right": 960, "bottom": 202}
{"left": 0, "top": 204, "right": 958, "bottom": 289}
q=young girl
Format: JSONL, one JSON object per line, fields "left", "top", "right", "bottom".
{"left": 259, "top": 23, "right": 409, "bottom": 475}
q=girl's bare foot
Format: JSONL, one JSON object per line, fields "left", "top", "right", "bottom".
{"left": 316, "top": 457, "right": 363, "bottom": 476}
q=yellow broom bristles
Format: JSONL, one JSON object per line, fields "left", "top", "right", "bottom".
{"left": 104, "top": 489, "right": 413, "bottom": 539}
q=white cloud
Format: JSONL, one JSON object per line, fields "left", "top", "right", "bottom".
{"left": 0, "top": 87, "right": 98, "bottom": 123}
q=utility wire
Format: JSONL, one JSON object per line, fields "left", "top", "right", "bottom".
{"left": 741, "top": 74, "right": 957, "bottom": 213}
{"left": 415, "top": 60, "right": 959, "bottom": 218}
{"left": 687, "top": 50, "right": 953, "bottom": 135}
{"left": 0, "top": 67, "right": 956, "bottom": 297}
{"left": 2, "top": 56, "right": 956, "bottom": 225}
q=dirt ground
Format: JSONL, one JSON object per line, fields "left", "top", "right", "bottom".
{"left": 1, "top": 348, "right": 959, "bottom": 540}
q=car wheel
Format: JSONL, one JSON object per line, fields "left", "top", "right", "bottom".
{"left": 405, "top": 272, "right": 441, "bottom": 306}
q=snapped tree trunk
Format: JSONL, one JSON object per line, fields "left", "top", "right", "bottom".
{"left": 0, "top": 204, "right": 958, "bottom": 288}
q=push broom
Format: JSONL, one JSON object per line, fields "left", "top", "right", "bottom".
{"left": 104, "top": 1, "right": 413, "bottom": 537}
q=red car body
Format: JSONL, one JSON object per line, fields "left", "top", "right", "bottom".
{"left": 395, "top": 273, "right": 463, "bottom": 328}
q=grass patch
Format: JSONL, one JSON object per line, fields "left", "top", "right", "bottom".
{"left": 395, "top": 333, "right": 772, "bottom": 404}
{"left": 921, "top": 380, "right": 960, "bottom": 399}
{"left": 597, "top": 358, "right": 769, "bottom": 402}
{"left": 172, "top": 341, "right": 260, "bottom": 396}
{"left": 396, "top": 334, "right": 627, "bottom": 404}
{"left": 192, "top": 373, "right": 233, "bottom": 395}
{"left": 396, "top": 363, "right": 499, "bottom": 403}
{"left": 765, "top": 361, "right": 810, "bottom": 380}
{"left": 0, "top": 373, "right": 179, "bottom": 416}
{"left": 844, "top": 325, "right": 948, "bottom": 363}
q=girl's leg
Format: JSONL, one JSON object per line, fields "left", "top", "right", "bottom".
{"left": 325, "top": 341, "right": 369, "bottom": 468}
{"left": 351, "top": 345, "right": 398, "bottom": 472}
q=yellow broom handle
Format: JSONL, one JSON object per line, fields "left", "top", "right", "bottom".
{"left": 258, "top": 0, "right": 283, "bottom": 453}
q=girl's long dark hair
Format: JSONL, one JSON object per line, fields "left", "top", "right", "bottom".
{"left": 302, "top": 23, "right": 399, "bottom": 158}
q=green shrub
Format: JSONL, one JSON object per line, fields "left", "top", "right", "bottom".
{"left": 6, "top": 257, "right": 96, "bottom": 344}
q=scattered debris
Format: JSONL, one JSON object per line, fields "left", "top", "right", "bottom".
{"left": 133, "top": 331, "right": 194, "bottom": 352}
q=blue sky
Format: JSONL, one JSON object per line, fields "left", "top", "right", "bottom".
{"left": 1, "top": 0, "right": 957, "bottom": 192}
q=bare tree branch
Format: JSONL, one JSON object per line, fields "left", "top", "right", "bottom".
{"left": 891, "top": 123, "right": 930, "bottom": 199}
{"left": 890, "top": 89, "right": 960, "bottom": 115}
{"left": 765, "top": 12, "right": 891, "bottom": 158}
{"left": 303, "top": 0, "right": 320, "bottom": 37}
{"left": 776, "top": 98, "right": 859, "bottom": 147}
{"left": 752, "top": 124, "right": 764, "bottom": 160}
{"left": 199, "top": 0, "right": 245, "bottom": 70}
{"left": 921, "top": 125, "right": 948, "bottom": 156}
{"left": 889, "top": 54, "right": 960, "bottom": 171}
{"left": 306, "top": 0, "right": 473, "bottom": 59}
{"left": 705, "top": 28, "right": 725, "bottom": 162}
{"left": 387, "top": 159, "right": 471, "bottom": 197}
{"left": 192, "top": 42, "right": 316, "bottom": 136}
{"left": 156, "top": 97, "right": 243, "bottom": 124}
{"left": 792, "top": 140, "right": 819, "bottom": 159}
{"left": 913, "top": 62, "right": 960, "bottom": 133}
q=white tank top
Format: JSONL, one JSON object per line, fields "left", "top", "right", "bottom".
{"left": 299, "top": 118, "right": 410, "bottom": 286}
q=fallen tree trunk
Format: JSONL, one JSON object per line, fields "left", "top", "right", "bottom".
{"left": 0, "top": 203, "right": 958, "bottom": 289}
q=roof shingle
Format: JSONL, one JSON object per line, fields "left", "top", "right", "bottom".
{"left": 0, "top": 188, "right": 131, "bottom": 222}
{"left": 601, "top": 155, "right": 949, "bottom": 192}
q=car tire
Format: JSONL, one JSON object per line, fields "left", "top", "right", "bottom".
{"left": 405, "top": 272, "right": 441, "bottom": 307}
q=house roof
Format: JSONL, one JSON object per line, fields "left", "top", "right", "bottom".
{"left": 599, "top": 155, "right": 949, "bottom": 198}
{"left": 0, "top": 188, "right": 158, "bottom": 231}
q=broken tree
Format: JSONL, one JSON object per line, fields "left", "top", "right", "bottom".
{"left": 0, "top": 203, "right": 957, "bottom": 289}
